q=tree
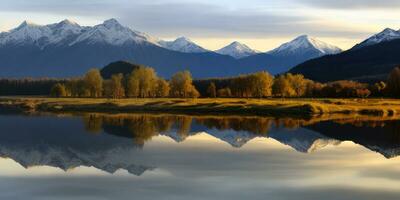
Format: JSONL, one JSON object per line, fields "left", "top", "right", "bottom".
{"left": 387, "top": 67, "right": 400, "bottom": 97}
{"left": 83, "top": 69, "right": 103, "bottom": 97}
{"left": 169, "top": 71, "right": 200, "bottom": 98}
{"left": 272, "top": 75, "right": 295, "bottom": 97}
{"left": 286, "top": 73, "right": 308, "bottom": 97}
{"left": 250, "top": 71, "right": 273, "bottom": 97}
{"left": 155, "top": 78, "right": 170, "bottom": 97}
{"left": 104, "top": 73, "right": 125, "bottom": 99}
{"left": 50, "top": 83, "right": 67, "bottom": 97}
{"left": 126, "top": 67, "right": 158, "bottom": 98}
{"left": 217, "top": 87, "right": 232, "bottom": 97}
{"left": 207, "top": 82, "right": 217, "bottom": 98}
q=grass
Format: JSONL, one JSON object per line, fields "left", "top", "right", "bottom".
{"left": 1, "top": 97, "right": 400, "bottom": 117}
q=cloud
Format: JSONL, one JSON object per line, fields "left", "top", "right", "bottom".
{"left": 0, "top": 0, "right": 367, "bottom": 39}
{"left": 297, "top": 0, "right": 400, "bottom": 9}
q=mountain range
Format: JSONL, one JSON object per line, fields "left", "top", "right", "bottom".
{"left": 0, "top": 19, "right": 341, "bottom": 78}
{"left": 290, "top": 28, "right": 400, "bottom": 82}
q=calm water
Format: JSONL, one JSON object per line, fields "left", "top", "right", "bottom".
{"left": 1, "top": 113, "right": 400, "bottom": 200}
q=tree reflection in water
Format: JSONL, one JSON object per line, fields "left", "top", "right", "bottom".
{"left": 82, "top": 113, "right": 400, "bottom": 154}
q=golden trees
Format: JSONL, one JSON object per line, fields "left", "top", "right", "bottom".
{"left": 286, "top": 73, "right": 308, "bottom": 97}
{"left": 126, "top": 67, "right": 158, "bottom": 98}
{"left": 272, "top": 75, "right": 296, "bottom": 97}
{"left": 228, "top": 72, "right": 273, "bottom": 98}
{"left": 207, "top": 82, "right": 217, "bottom": 98}
{"left": 387, "top": 67, "right": 400, "bottom": 97}
{"left": 155, "top": 78, "right": 170, "bottom": 97}
{"left": 272, "top": 73, "right": 310, "bottom": 97}
{"left": 217, "top": 88, "right": 232, "bottom": 97}
{"left": 169, "top": 71, "right": 200, "bottom": 98}
{"left": 50, "top": 83, "right": 67, "bottom": 97}
{"left": 83, "top": 69, "right": 103, "bottom": 97}
{"left": 250, "top": 71, "right": 274, "bottom": 97}
{"left": 104, "top": 73, "right": 125, "bottom": 99}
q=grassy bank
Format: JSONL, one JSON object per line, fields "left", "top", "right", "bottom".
{"left": 1, "top": 97, "right": 400, "bottom": 117}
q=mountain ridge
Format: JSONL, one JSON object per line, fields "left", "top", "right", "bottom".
{"left": 0, "top": 19, "right": 343, "bottom": 78}
{"left": 216, "top": 41, "right": 259, "bottom": 59}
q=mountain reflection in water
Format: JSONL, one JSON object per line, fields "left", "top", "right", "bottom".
{"left": 2, "top": 113, "right": 400, "bottom": 200}
{"left": 0, "top": 113, "right": 400, "bottom": 176}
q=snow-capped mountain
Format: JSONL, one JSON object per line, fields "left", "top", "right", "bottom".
{"left": 0, "top": 18, "right": 159, "bottom": 48}
{"left": 353, "top": 28, "right": 400, "bottom": 49}
{"left": 158, "top": 37, "right": 209, "bottom": 53}
{"left": 70, "top": 18, "right": 159, "bottom": 46}
{"left": 268, "top": 35, "right": 342, "bottom": 57}
{"left": 216, "top": 41, "right": 259, "bottom": 59}
{"left": 0, "top": 21, "right": 54, "bottom": 47}
{"left": 0, "top": 19, "right": 343, "bottom": 78}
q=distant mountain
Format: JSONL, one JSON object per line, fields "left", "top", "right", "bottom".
{"left": 268, "top": 35, "right": 341, "bottom": 58}
{"left": 237, "top": 35, "right": 341, "bottom": 74}
{"left": 0, "top": 19, "right": 240, "bottom": 78}
{"left": 0, "top": 19, "right": 341, "bottom": 78}
{"left": 158, "top": 37, "right": 209, "bottom": 53}
{"left": 353, "top": 28, "right": 400, "bottom": 49}
{"left": 216, "top": 41, "right": 259, "bottom": 59}
{"left": 290, "top": 37, "right": 400, "bottom": 83}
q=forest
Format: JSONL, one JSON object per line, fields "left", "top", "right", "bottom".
{"left": 1, "top": 66, "right": 400, "bottom": 99}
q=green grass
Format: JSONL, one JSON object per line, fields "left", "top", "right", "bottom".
{"left": 1, "top": 97, "right": 400, "bottom": 117}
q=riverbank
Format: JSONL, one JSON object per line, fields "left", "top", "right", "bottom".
{"left": 1, "top": 97, "right": 400, "bottom": 117}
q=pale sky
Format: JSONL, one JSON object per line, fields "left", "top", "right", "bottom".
{"left": 1, "top": 0, "right": 400, "bottom": 51}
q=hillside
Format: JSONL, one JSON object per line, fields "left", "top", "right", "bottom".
{"left": 289, "top": 39, "right": 400, "bottom": 83}
{"left": 100, "top": 61, "right": 142, "bottom": 79}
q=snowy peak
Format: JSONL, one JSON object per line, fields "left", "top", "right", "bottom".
{"left": 353, "top": 28, "right": 400, "bottom": 49}
{"left": 0, "top": 21, "right": 52, "bottom": 46}
{"left": 269, "top": 35, "right": 342, "bottom": 57}
{"left": 216, "top": 41, "right": 259, "bottom": 59}
{"left": 102, "top": 18, "right": 125, "bottom": 30}
{"left": 58, "top": 19, "right": 79, "bottom": 26}
{"left": 71, "top": 18, "right": 146, "bottom": 46}
{"left": 158, "top": 36, "right": 209, "bottom": 53}
{"left": 0, "top": 19, "right": 161, "bottom": 48}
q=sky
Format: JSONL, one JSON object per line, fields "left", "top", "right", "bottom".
{"left": 1, "top": 0, "right": 400, "bottom": 51}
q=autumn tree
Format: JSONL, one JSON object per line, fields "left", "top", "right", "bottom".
{"left": 285, "top": 73, "right": 308, "bottom": 97}
{"left": 50, "top": 83, "right": 67, "bottom": 97}
{"left": 272, "top": 75, "right": 295, "bottom": 97}
{"left": 155, "top": 78, "right": 170, "bottom": 97}
{"left": 207, "top": 82, "right": 217, "bottom": 98}
{"left": 169, "top": 71, "right": 200, "bottom": 98}
{"left": 83, "top": 69, "right": 103, "bottom": 97}
{"left": 64, "top": 79, "right": 85, "bottom": 97}
{"left": 126, "top": 67, "right": 158, "bottom": 98}
{"left": 217, "top": 87, "right": 232, "bottom": 97}
{"left": 250, "top": 71, "right": 273, "bottom": 97}
{"left": 104, "top": 73, "right": 125, "bottom": 99}
{"left": 387, "top": 67, "right": 400, "bottom": 97}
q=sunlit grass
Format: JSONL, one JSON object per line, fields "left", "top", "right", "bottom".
{"left": 1, "top": 97, "right": 400, "bottom": 117}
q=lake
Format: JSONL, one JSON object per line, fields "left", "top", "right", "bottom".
{"left": 1, "top": 112, "right": 400, "bottom": 200}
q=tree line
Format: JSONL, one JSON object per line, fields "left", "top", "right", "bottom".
{"left": 51, "top": 67, "right": 200, "bottom": 98}
{"left": 3, "top": 65, "right": 400, "bottom": 99}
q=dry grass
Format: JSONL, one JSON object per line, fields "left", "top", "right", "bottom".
{"left": 1, "top": 97, "right": 400, "bottom": 117}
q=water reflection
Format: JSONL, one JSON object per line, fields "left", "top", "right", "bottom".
{"left": 1, "top": 113, "right": 400, "bottom": 199}
{"left": 0, "top": 113, "right": 400, "bottom": 174}
{"left": 82, "top": 113, "right": 400, "bottom": 154}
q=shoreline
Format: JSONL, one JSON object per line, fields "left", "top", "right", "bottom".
{"left": 1, "top": 97, "right": 400, "bottom": 117}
